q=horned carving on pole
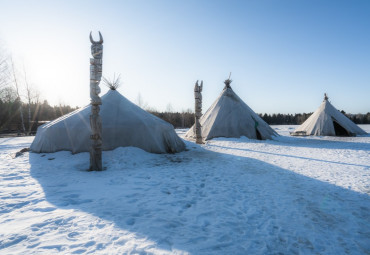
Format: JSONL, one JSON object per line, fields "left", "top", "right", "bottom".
{"left": 194, "top": 80, "right": 203, "bottom": 144}
{"left": 89, "top": 31, "right": 103, "bottom": 171}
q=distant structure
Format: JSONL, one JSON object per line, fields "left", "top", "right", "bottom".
{"left": 89, "top": 31, "right": 104, "bottom": 171}
{"left": 185, "top": 77, "right": 277, "bottom": 141}
{"left": 291, "top": 93, "right": 367, "bottom": 136}
{"left": 194, "top": 80, "right": 203, "bottom": 144}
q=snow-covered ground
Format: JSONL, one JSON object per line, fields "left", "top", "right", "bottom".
{"left": 1, "top": 125, "right": 369, "bottom": 254}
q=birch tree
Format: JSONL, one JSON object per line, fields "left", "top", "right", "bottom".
{"left": 23, "top": 66, "right": 37, "bottom": 134}
{"left": 11, "top": 58, "right": 25, "bottom": 133}
{"left": 0, "top": 44, "right": 10, "bottom": 94}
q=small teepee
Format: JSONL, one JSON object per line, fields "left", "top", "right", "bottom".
{"left": 31, "top": 89, "right": 186, "bottom": 154}
{"left": 185, "top": 78, "right": 277, "bottom": 141}
{"left": 291, "top": 94, "right": 367, "bottom": 137}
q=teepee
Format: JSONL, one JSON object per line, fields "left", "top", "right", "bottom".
{"left": 31, "top": 89, "right": 186, "bottom": 154}
{"left": 291, "top": 94, "right": 366, "bottom": 136}
{"left": 185, "top": 78, "right": 277, "bottom": 141}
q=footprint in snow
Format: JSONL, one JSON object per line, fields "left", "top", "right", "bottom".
{"left": 84, "top": 241, "right": 96, "bottom": 247}
{"left": 33, "top": 207, "right": 56, "bottom": 212}
{"left": 126, "top": 218, "right": 135, "bottom": 226}
{"left": 71, "top": 249, "right": 86, "bottom": 254}
{"left": 0, "top": 235, "right": 28, "bottom": 249}
{"left": 67, "top": 232, "right": 80, "bottom": 239}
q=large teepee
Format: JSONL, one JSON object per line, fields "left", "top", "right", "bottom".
{"left": 185, "top": 79, "right": 277, "bottom": 141}
{"left": 31, "top": 89, "right": 186, "bottom": 153}
{"left": 291, "top": 94, "right": 366, "bottom": 137}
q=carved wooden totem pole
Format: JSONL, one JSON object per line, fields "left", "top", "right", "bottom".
{"left": 194, "top": 80, "right": 203, "bottom": 144}
{"left": 89, "top": 32, "right": 103, "bottom": 171}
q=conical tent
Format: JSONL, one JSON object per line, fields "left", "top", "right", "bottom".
{"left": 31, "top": 90, "right": 186, "bottom": 153}
{"left": 291, "top": 94, "right": 367, "bottom": 136}
{"left": 185, "top": 80, "right": 278, "bottom": 141}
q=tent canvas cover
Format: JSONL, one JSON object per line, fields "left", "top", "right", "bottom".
{"left": 291, "top": 95, "right": 367, "bottom": 136}
{"left": 186, "top": 81, "right": 278, "bottom": 141}
{"left": 31, "top": 90, "right": 186, "bottom": 154}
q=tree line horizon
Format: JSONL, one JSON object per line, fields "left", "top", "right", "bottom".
{"left": 1, "top": 97, "right": 369, "bottom": 134}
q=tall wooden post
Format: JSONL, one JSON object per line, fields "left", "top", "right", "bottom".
{"left": 89, "top": 31, "right": 103, "bottom": 171}
{"left": 194, "top": 80, "right": 203, "bottom": 144}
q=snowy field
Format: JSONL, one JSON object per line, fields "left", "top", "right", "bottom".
{"left": 0, "top": 125, "right": 369, "bottom": 254}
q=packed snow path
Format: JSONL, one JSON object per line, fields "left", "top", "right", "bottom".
{"left": 1, "top": 125, "right": 369, "bottom": 254}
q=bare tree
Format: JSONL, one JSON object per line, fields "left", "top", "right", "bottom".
{"left": 31, "top": 90, "right": 41, "bottom": 132}
{"left": 181, "top": 108, "right": 193, "bottom": 128}
{"left": 166, "top": 103, "right": 174, "bottom": 113}
{"left": 23, "top": 66, "right": 38, "bottom": 134}
{"left": 11, "top": 58, "right": 25, "bottom": 134}
{"left": 0, "top": 44, "right": 11, "bottom": 94}
{"left": 135, "top": 92, "right": 148, "bottom": 109}
{"left": 0, "top": 56, "right": 9, "bottom": 89}
{"left": 1, "top": 86, "right": 17, "bottom": 102}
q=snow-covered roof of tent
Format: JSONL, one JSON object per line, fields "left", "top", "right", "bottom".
{"left": 30, "top": 90, "right": 186, "bottom": 154}
{"left": 185, "top": 79, "right": 278, "bottom": 141}
{"left": 291, "top": 94, "right": 367, "bottom": 136}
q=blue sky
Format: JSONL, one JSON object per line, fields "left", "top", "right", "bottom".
{"left": 1, "top": 0, "right": 369, "bottom": 114}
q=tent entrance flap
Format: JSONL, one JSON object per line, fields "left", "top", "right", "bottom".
{"left": 332, "top": 118, "right": 350, "bottom": 137}
{"left": 256, "top": 128, "right": 262, "bottom": 140}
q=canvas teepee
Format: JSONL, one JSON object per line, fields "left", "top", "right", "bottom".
{"left": 291, "top": 94, "right": 366, "bottom": 137}
{"left": 31, "top": 89, "right": 186, "bottom": 153}
{"left": 185, "top": 79, "right": 277, "bottom": 141}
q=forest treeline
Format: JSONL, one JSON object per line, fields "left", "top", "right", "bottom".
{"left": 149, "top": 111, "right": 370, "bottom": 128}
{"left": 2, "top": 97, "right": 370, "bottom": 133}
{"left": 0, "top": 46, "right": 78, "bottom": 133}
{"left": 0, "top": 98, "right": 78, "bottom": 133}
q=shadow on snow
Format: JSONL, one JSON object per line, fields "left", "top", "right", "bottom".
{"left": 208, "top": 143, "right": 370, "bottom": 169}
{"left": 28, "top": 141, "right": 370, "bottom": 254}
{"left": 271, "top": 135, "right": 370, "bottom": 151}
